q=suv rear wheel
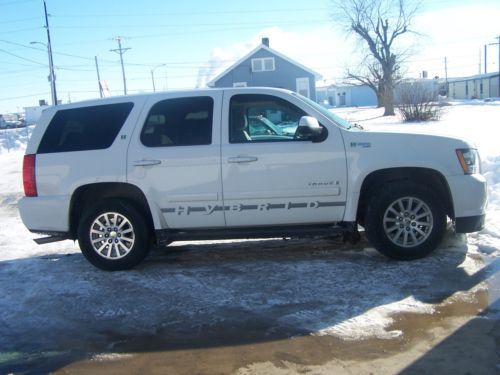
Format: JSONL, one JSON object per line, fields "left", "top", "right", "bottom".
{"left": 77, "top": 200, "right": 150, "bottom": 270}
{"left": 365, "top": 181, "right": 447, "bottom": 260}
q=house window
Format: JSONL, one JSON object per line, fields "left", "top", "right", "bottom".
{"left": 251, "top": 57, "right": 275, "bottom": 72}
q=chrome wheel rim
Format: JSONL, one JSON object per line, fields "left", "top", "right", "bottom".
{"left": 383, "top": 197, "right": 433, "bottom": 248}
{"left": 89, "top": 212, "right": 135, "bottom": 259}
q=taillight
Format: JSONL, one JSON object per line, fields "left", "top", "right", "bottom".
{"left": 23, "top": 154, "right": 37, "bottom": 197}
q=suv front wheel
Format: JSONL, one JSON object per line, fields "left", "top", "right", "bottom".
{"left": 77, "top": 200, "right": 150, "bottom": 270}
{"left": 365, "top": 181, "right": 447, "bottom": 260}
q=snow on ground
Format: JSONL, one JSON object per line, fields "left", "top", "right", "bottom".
{"left": 333, "top": 100, "right": 500, "bottom": 258}
{"left": 0, "top": 101, "right": 499, "bottom": 363}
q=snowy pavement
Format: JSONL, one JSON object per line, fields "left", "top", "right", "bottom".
{"left": 0, "top": 101, "right": 499, "bottom": 372}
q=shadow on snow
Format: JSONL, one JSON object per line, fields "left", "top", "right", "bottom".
{"left": 0, "top": 230, "right": 498, "bottom": 373}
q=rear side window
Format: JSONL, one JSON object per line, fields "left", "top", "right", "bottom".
{"left": 37, "top": 102, "right": 134, "bottom": 153}
{"left": 140, "top": 96, "right": 213, "bottom": 147}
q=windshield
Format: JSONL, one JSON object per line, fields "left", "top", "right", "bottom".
{"left": 292, "top": 92, "right": 352, "bottom": 130}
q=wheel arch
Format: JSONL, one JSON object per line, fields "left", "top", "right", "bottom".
{"left": 69, "top": 182, "right": 155, "bottom": 241}
{"left": 356, "top": 167, "right": 454, "bottom": 226}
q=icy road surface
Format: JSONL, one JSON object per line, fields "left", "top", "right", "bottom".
{"left": 0, "top": 101, "right": 499, "bottom": 372}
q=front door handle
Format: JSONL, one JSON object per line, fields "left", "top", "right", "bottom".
{"left": 228, "top": 156, "right": 258, "bottom": 163}
{"left": 132, "top": 159, "right": 162, "bottom": 167}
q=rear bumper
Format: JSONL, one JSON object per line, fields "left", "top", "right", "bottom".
{"left": 18, "top": 195, "right": 71, "bottom": 233}
{"left": 455, "top": 214, "right": 485, "bottom": 233}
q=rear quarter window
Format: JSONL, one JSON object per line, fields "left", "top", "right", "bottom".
{"left": 37, "top": 102, "right": 134, "bottom": 153}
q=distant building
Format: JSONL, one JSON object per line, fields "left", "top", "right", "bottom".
{"left": 316, "top": 84, "right": 377, "bottom": 107}
{"left": 25, "top": 105, "right": 49, "bottom": 125}
{"left": 448, "top": 72, "right": 500, "bottom": 99}
{"left": 207, "top": 38, "right": 322, "bottom": 101}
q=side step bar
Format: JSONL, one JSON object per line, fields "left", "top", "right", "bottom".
{"left": 156, "top": 222, "right": 359, "bottom": 246}
{"left": 34, "top": 235, "right": 69, "bottom": 245}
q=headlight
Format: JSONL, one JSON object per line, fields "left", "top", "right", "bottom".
{"left": 456, "top": 148, "right": 480, "bottom": 174}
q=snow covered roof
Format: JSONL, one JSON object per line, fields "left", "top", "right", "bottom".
{"left": 448, "top": 72, "right": 499, "bottom": 83}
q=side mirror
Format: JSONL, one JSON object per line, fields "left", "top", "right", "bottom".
{"left": 296, "top": 116, "right": 327, "bottom": 142}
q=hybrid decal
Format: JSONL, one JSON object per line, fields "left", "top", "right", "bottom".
{"left": 162, "top": 201, "right": 345, "bottom": 216}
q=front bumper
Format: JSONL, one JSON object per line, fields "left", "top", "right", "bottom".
{"left": 447, "top": 173, "right": 487, "bottom": 219}
{"left": 455, "top": 214, "right": 485, "bottom": 233}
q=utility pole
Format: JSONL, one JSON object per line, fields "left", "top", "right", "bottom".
{"left": 43, "top": 0, "right": 57, "bottom": 106}
{"left": 110, "top": 36, "right": 130, "bottom": 95}
{"left": 489, "top": 36, "right": 500, "bottom": 97}
{"left": 478, "top": 48, "right": 482, "bottom": 74}
{"left": 95, "top": 56, "right": 103, "bottom": 98}
{"left": 444, "top": 57, "right": 448, "bottom": 92}
{"left": 484, "top": 45, "right": 488, "bottom": 74}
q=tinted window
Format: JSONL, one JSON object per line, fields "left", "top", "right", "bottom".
{"left": 229, "top": 94, "right": 306, "bottom": 143}
{"left": 38, "top": 102, "right": 134, "bottom": 153}
{"left": 141, "top": 96, "right": 213, "bottom": 147}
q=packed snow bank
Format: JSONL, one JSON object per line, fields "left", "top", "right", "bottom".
{"left": 334, "top": 102, "right": 500, "bottom": 258}
{"left": 0, "top": 126, "right": 33, "bottom": 154}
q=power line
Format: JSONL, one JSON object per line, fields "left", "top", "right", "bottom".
{"left": 0, "top": 17, "right": 40, "bottom": 25}
{"left": 50, "top": 18, "right": 331, "bottom": 30}
{"left": 52, "top": 7, "right": 328, "bottom": 18}
{"left": 0, "top": 48, "right": 47, "bottom": 66}
{"left": 0, "top": 92, "right": 49, "bottom": 101}
{"left": 0, "top": 27, "right": 43, "bottom": 35}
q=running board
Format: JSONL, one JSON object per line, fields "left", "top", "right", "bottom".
{"left": 156, "top": 223, "right": 355, "bottom": 246}
{"left": 34, "top": 235, "right": 69, "bottom": 245}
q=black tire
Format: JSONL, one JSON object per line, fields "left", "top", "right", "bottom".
{"left": 365, "top": 181, "right": 446, "bottom": 260}
{"left": 77, "top": 200, "right": 150, "bottom": 271}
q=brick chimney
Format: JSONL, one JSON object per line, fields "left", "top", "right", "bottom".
{"left": 262, "top": 37, "right": 270, "bottom": 47}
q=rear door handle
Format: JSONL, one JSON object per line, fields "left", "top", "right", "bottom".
{"left": 132, "top": 159, "right": 162, "bottom": 167}
{"left": 228, "top": 156, "right": 258, "bottom": 163}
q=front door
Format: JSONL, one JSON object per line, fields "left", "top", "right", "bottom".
{"left": 221, "top": 91, "right": 347, "bottom": 227}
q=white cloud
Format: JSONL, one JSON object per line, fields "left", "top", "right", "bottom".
{"left": 198, "top": 3, "right": 500, "bottom": 87}
{"left": 197, "top": 26, "right": 354, "bottom": 87}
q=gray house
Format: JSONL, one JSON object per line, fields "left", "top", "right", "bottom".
{"left": 207, "top": 38, "right": 322, "bottom": 101}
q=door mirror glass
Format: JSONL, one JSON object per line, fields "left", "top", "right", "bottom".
{"left": 296, "top": 116, "right": 327, "bottom": 142}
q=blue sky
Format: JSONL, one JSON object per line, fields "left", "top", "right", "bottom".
{"left": 1, "top": 0, "right": 499, "bottom": 113}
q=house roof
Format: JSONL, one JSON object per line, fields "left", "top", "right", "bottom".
{"left": 206, "top": 43, "right": 323, "bottom": 87}
{"left": 447, "top": 72, "right": 499, "bottom": 83}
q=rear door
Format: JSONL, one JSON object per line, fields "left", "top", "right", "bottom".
{"left": 127, "top": 91, "right": 225, "bottom": 229}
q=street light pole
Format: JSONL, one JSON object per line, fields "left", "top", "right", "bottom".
{"left": 43, "top": 0, "right": 57, "bottom": 105}
{"left": 151, "top": 63, "right": 166, "bottom": 92}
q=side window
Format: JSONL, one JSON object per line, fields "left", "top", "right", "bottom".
{"left": 141, "top": 96, "right": 213, "bottom": 147}
{"left": 229, "top": 94, "right": 306, "bottom": 143}
{"left": 37, "top": 102, "right": 134, "bottom": 153}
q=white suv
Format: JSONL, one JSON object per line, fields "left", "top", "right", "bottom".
{"left": 19, "top": 88, "right": 487, "bottom": 270}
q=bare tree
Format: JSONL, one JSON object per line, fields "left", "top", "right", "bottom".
{"left": 332, "top": 0, "right": 419, "bottom": 115}
{"left": 347, "top": 58, "right": 386, "bottom": 108}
